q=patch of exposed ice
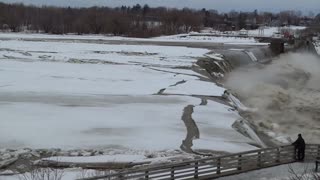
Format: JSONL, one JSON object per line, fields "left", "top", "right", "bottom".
{"left": 164, "top": 80, "right": 225, "bottom": 96}
{"left": 205, "top": 53, "right": 224, "bottom": 61}
{"left": 192, "top": 101, "right": 257, "bottom": 153}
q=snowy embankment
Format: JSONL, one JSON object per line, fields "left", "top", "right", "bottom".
{"left": 153, "top": 33, "right": 264, "bottom": 45}
{"left": 0, "top": 33, "right": 258, "bottom": 178}
{"left": 0, "top": 31, "right": 267, "bottom": 45}
{"left": 246, "top": 26, "right": 306, "bottom": 37}
{"left": 226, "top": 26, "right": 305, "bottom": 37}
{"left": 154, "top": 26, "right": 306, "bottom": 44}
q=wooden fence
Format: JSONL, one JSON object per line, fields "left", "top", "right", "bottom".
{"left": 78, "top": 144, "right": 320, "bottom": 180}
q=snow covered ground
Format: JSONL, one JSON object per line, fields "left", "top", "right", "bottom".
{"left": 1, "top": 168, "right": 100, "bottom": 180}
{"left": 246, "top": 26, "right": 306, "bottom": 37}
{"left": 0, "top": 40, "right": 209, "bottom": 67}
{"left": 0, "top": 31, "right": 267, "bottom": 45}
{"left": 151, "top": 26, "right": 304, "bottom": 45}
{"left": 153, "top": 34, "right": 264, "bottom": 44}
{"left": 218, "top": 163, "right": 317, "bottom": 180}
{"left": 155, "top": 26, "right": 306, "bottom": 44}
{"left": 208, "top": 26, "right": 305, "bottom": 37}
{"left": 0, "top": 26, "right": 305, "bottom": 47}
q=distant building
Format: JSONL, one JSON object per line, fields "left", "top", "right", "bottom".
{"left": 239, "top": 28, "right": 248, "bottom": 36}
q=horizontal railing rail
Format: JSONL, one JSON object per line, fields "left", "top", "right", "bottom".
{"left": 78, "top": 144, "right": 320, "bottom": 180}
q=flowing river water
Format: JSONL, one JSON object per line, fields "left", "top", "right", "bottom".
{"left": 204, "top": 44, "right": 320, "bottom": 147}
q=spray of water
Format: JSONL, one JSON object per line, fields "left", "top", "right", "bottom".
{"left": 224, "top": 53, "right": 320, "bottom": 144}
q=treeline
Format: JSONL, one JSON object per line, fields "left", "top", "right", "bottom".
{"left": 0, "top": 3, "right": 204, "bottom": 37}
{"left": 0, "top": 2, "right": 317, "bottom": 37}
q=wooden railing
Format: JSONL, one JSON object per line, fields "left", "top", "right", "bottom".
{"left": 78, "top": 144, "right": 320, "bottom": 180}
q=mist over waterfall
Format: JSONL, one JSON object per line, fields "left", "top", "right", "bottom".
{"left": 224, "top": 53, "right": 320, "bottom": 143}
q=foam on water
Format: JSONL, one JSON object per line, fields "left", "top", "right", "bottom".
{"left": 224, "top": 53, "right": 320, "bottom": 143}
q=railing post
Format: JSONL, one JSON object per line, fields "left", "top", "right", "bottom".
{"left": 258, "top": 152, "right": 262, "bottom": 167}
{"left": 237, "top": 155, "right": 242, "bottom": 170}
{"left": 171, "top": 167, "right": 175, "bottom": 180}
{"left": 293, "top": 146, "right": 297, "bottom": 161}
{"left": 276, "top": 147, "right": 281, "bottom": 163}
{"left": 317, "top": 145, "right": 320, "bottom": 159}
{"left": 145, "top": 171, "right": 149, "bottom": 179}
{"left": 194, "top": 162, "right": 198, "bottom": 178}
{"left": 216, "top": 158, "right": 221, "bottom": 174}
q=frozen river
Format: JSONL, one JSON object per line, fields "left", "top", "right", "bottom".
{"left": 0, "top": 34, "right": 256, "bottom": 156}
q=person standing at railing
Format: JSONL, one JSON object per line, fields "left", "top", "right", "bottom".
{"left": 292, "top": 134, "right": 306, "bottom": 161}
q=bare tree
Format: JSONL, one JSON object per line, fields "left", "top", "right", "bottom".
{"left": 288, "top": 164, "right": 320, "bottom": 180}
{"left": 0, "top": 2, "right": 310, "bottom": 36}
{"left": 19, "top": 166, "right": 64, "bottom": 180}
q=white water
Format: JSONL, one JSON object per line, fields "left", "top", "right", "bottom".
{"left": 225, "top": 53, "right": 320, "bottom": 143}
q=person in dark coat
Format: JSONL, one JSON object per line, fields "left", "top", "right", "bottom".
{"left": 292, "top": 134, "right": 306, "bottom": 161}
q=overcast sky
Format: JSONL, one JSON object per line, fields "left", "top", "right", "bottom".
{"left": 1, "top": 0, "right": 320, "bottom": 13}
